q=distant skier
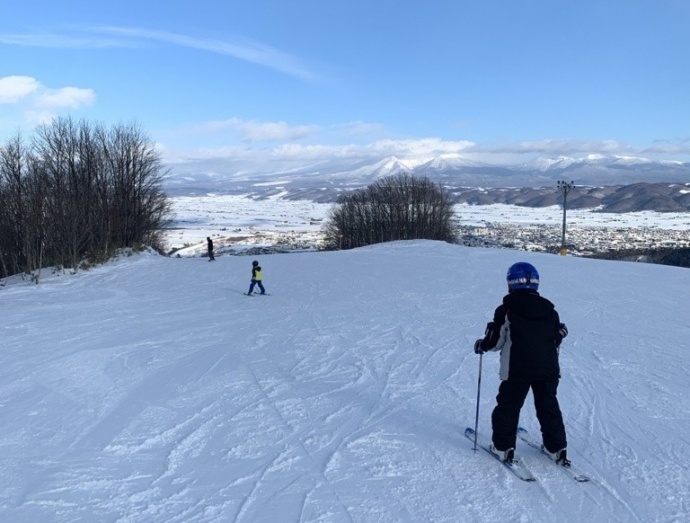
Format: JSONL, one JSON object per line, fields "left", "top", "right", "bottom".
{"left": 473, "top": 262, "right": 570, "bottom": 466}
{"left": 207, "top": 237, "right": 215, "bottom": 261}
{"left": 247, "top": 260, "right": 266, "bottom": 295}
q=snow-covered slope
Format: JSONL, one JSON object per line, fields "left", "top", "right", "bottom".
{"left": 1, "top": 242, "right": 689, "bottom": 522}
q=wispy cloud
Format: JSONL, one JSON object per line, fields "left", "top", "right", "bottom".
{"left": 488, "top": 139, "right": 631, "bottom": 156}
{"left": 0, "top": 32, "right": 132, "bottom": 49}
{"left": 191, "top": 118, "right": 319, "bottom": 143}
{"left": 102, "top": 26, "right": 325, "bottom": 82}
{"left": 35, "top": 86, "right": 95, "bottom": 109}
{"left": 0, "top": 25, "right": 326, "bottom": 82}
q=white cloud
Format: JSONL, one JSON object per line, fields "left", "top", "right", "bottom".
{"left": 187, "top": 117, "right": 319, "bottom": 143}
{"left": 160, "top": 131, "right": 690, "bottom": 178}
{"left": 23, "top": 109, "right": 58, "bottom": 126}
{"left": 0, "top": 75, "right": 40, "bottom": 103}
{"left": 164, "top": 137, "right": 477, "bottom": 164}
{"left": 154, "top": 112, "right": 690, "bottom": 171}
{"left": 491, "top": 139, "right": 629, "bottom": 156}
{"left": 240, "top": 121, "right": 317, "bottom": 142}
{"left": 642, "top": 139, "right": 690, "bottom": 157}
{"left": 366, "top": 138, "right": 476, "bottom": 157}
{"left": 0, "top": 75, "right": 95, "bottom": 128}
{"left": 35, "top": 86, "right": 96, "bottom": 109}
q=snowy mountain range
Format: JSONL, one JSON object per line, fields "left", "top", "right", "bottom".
{"left": 164, "top": 153, "right": 690, "bottom": 211}
{"left": 165, "top": 153, "right": 690, "bottom": 188}
{"left": 351, "top": 155, "right": 690, "bottom": 212}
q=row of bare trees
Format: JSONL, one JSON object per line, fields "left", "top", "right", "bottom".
{"left": 323, "top": 174, "right": 457, "bottom": 250}
{"left": 0, "top": 117, "right": 170, "bottom": 281}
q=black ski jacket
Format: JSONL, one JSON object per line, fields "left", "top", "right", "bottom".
{"left": 478, "top": 289, "right": 565, "bottom": 381}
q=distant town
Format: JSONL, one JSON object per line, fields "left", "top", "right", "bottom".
{"left": 456, "top": 222, "right": 690, "bottom": 256}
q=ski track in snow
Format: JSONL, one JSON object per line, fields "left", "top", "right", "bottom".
{"left": 1, "top": 242, "right": 689, "bottom": 522}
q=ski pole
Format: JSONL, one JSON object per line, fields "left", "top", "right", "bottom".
{"left": 473, "top": 351, "right": 483, "bottom": 451}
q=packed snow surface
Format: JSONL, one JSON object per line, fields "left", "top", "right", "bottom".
{"left": 1, "top": 241, "right": 689, "bottom": 522}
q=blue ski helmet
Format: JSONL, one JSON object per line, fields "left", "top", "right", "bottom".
{"left": 507, "top": 262, "right": 539, "bottom": 291}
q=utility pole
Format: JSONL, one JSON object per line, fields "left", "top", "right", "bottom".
{"left": 557, "top": 180, "right": 574, "bottom": 255}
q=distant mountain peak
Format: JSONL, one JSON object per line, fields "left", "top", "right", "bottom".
{"left": 530, "top": 156, "right": 577, "bottom": 171}
{"left": 420, "top": 153, "right": 485, "bottom": 171}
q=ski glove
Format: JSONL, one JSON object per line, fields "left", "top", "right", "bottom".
{"left": 474, "top": 339, "right": 486, "bottom": 354}
{"left": 558, "top": 323, "right": 568, "bottom": 339}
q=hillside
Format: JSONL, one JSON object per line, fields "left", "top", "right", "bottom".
{"left": 1, "top": 242, "right": 689, "bottom": 522}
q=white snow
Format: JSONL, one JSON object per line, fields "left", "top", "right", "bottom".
{"left": 2, "top": 240, "right": 689, "bottom": 522}
{"left": 167, "top": 195, "right": 328, "bottom": 255}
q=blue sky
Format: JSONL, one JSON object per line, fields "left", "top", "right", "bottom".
{"left": 1, "top": 0, "right": 689, "bottom": 170}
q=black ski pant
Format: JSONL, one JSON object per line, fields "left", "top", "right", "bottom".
{"left": 491, "top": 376, "right": 567, "bottom": 453}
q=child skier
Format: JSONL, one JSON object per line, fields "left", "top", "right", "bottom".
{"left": 474, "top": 262, "right": 570, "bottom": 466}
{"left": 247, "top": 260, "right": 266, "bottom": 295}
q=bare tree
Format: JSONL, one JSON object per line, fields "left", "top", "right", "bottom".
{"left": 0, "top": 133, "right": 27, "bottom": 277}
{"left": 0, "top": 117, "right": 171, "bottom": 281}
{"left": 99, "top": 121, "right": 171, "bottom": 250}
{"left": 33, "top": 117, "right": 90, "bottom": 269}
{"left": 324, "top": 174, "right": 457, "bottom": 250}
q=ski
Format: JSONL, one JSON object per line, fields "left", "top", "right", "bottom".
{"left": 465, "top": 428, "right": 536, "bottom": 482}
{"left": 517, "top": 427, "right": 590, "bottom": 482}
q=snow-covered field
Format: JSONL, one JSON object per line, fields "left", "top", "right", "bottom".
{"left": 2, "top": 240, "right": 689, "bottom": 522}
{"left": 166, "top": 195, "right": 328, "bottom": 255}
{"left": 166, "top": 195, "right": 690, "bottom": 256}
